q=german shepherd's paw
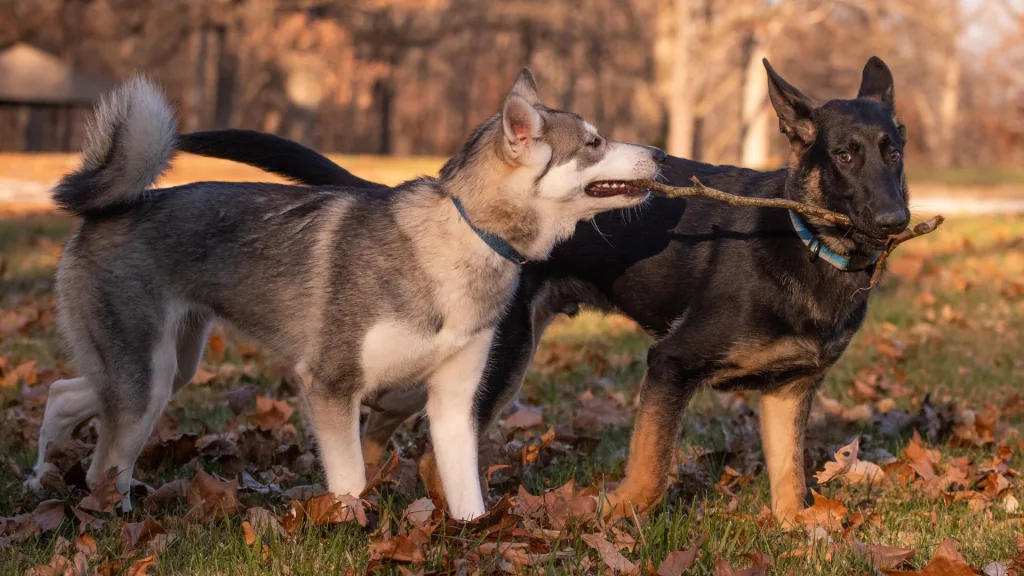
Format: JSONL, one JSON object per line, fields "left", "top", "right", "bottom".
{"left": 599, "top": 491, "right": 653, "bottom": 521}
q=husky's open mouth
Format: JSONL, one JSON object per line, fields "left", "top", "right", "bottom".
{"left": 585, "top": 181, "right": 649, "bottom": 198}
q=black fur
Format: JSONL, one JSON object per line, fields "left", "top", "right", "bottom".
{"left": 178, "top": 130, "right": 386, "bottom": 189}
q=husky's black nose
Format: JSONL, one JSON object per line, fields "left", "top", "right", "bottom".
{"left": 652, "top": 147, "right": 667, "bottom": 164}
{"left": 874, "top": 209, "right": 908, "bottom": 235}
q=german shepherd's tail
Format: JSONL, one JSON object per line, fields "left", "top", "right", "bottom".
{"left": 178, "top": 130, "right": 384, "bottom": 189}
{"left": 177, "top": 130, "right": 385, "bottom": 189}
{"left": 54, "top": 76, "right": 176, "bottom": 217}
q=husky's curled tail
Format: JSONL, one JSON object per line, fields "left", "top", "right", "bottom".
{"left": 53, "top": 76, "right": 176, "bottom": 217}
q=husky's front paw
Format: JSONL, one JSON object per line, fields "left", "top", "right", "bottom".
{"left": 23, "top": 462, "right": 58, "bottom": 495}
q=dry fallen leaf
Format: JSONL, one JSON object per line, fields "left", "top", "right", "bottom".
{"left": 514, "top": 479, "right": 597, "bottom": 530}
{"left": 31, "top": 499, "right": 67, "bottom": 534}
{"left": 121, "top": 518, "right": 166, "bottom": 554}
{"left": 582, "top": 533, "right": 639, "bottom": 575}
{"left": 248, "top": 396, "right": 295, "bottom": 431}
{"left": 657, "top": 536, "right": 706, "bottom": 576}
{"left": 79, "top": 470, "right": 127, "bottom": 513}
{"left": 402, "top": 498, "right": 436, "bottom": 527}
{"left": 244, "top": 507, "right": 286, "bottom": 542}
{"left": 503, "top": 408, "right": 544, "bottom": 429}
{"left": 126, "top": 555, "right": 157, "bottom": 576}
{"left": 147, "top": 478, "right": 189, "bottom": 510}
{"left": 572, "top": 391, "right": 629, "bottom": 433}
{"left": 1, "top": 360, "right": 37, "bottom": 388}
{"left": 75, "top": 533, "right": 97, "bottom": 557}
{"left": 795, "top": 490, "right": 847, "bottom": 533}
{"left": 185, "top": 469, "right": 240, "bottom": 523}
{"left": 281, "top": 493, "right": 367, "bottom": 534}
{"left": 24, "top": 553, "right": 81, "bottom": 576}
{"left": 852, "top": 541, "right": 916, "bottom": 570}
{"left": 884, "top": 538, "right": 979, "bottom": 575}
{"left": 362, "top": 441, "right": 400, "bottom": 498}
{"left": 241, "top": 520, "right": 257, "bottom": 547}
{"left": 815, "top": 437, "right": 884, "bottom": 487}
{"left": 983, "top": 562, "right": 1008, "bottom": 576}
{"left": 714, "top": 551, "right": 770, "bottom": 576}
{"left": 369, "top": 526, "right": 430, "bottom": 564}
{"left": 902, "top": 431, "right": 941, "bottom": 481}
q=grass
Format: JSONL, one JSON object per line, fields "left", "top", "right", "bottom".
{"left": 0, "top": 210, "right": 1022, "bottom": 574}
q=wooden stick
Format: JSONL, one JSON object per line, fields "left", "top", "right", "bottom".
{"left": 632, "top": 177, "right": 854, "bottom": 226}
{"left": 632, "top": 177, "right": 945, "bottom": 290}
{"left": 868, "top": 215, "right": 944, "bottom": 288}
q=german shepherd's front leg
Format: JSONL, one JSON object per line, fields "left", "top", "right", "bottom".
{"left": 759, "top": 377, "right": 818, "bottom": 527}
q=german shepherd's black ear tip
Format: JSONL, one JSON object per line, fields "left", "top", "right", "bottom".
{"left": 762, "top": 59, "right": 783, "bottom": 86}
{"left": 863, "top": 56, "right": 893, "bottom": 76}
{"left": 858, "top": 56, "right": 895, "bottom": 104}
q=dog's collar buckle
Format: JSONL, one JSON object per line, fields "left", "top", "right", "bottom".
{"left": 451, "top": 196, "right": 527, "bottom": 265}
{"left": 808, "top": 239, "right": 822, "bottom": 263}
{"left": 789, "top": 210, "right": 856, "bottom": 271}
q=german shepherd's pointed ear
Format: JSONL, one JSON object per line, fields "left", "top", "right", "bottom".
{"left": 857, "top": 56, "right": 906, "bottom": 143}
{"left": 502, "top": 69, "right": 544, "bottom": 160}
{"left": 764, "top": 59, "right": 817, "bottom": 149}
{"left": 857, "top": 56, "right": 895, "bottom": 110}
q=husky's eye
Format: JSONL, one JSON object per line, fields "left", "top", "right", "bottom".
{"left": 586, "top": 138, "right": 601, "bottom": 148}
{"left": 836, "top": 151, "right": 852, "bottom": 164}
{"left": 889, "top": 150, "right": 902, "bottom": 163}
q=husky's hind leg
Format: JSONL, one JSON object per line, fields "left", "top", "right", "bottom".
{"left": 297, "top": 362, "right": 366, "bottom": 498}
{"left": 173, "top": 311, "right": 211, "bottom": 392}
{"left": 26, "top": 377, "right": 101, "bottom": 493}
{"left": 86, "top": 305, "right": 183, "bottom": 511}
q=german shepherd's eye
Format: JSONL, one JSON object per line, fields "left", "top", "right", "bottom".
{"left": 586, "top": 138, "right": 602, "bottom": 148}
{"left": 889, "top": 150, "right": 902, "bottom": 163}
{"left": 836, "top": 151, "right": 852, "bottom": 164}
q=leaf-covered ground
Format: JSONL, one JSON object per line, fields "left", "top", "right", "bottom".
{"left": 1, "top": 212, "right": 1023, "bottom": 575}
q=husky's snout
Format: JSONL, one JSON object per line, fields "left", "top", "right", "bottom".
{"left": 583, "top": 142, "right": 665, "bottom": 198}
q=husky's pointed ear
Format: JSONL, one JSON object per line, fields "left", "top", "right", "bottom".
{"left": 764, "top": 58, "right": 817, "bottom": 149}
{"left": 857, "top": 56, "right": 895, "bottom": 110}
{"left": 509, "top": 67, "right": 541, "bottom": 106}
{"left": 502, "top": 93, "right": 543, "bottom": 160}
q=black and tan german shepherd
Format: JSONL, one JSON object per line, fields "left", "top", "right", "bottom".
{"left": 174, "top": 57, "right": 909, "bottom": 525}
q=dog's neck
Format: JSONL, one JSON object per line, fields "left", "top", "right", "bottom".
{"left": 440, "top": 166, "right": 557, "bottom": 261}
{"left": 781, "top": 175, "right": 882, "bottom": 271}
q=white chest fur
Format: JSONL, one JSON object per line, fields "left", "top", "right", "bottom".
{"left": 360, "top": 320, "right": 479, "bottom": 390}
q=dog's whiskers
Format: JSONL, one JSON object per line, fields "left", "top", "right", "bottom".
{"left": 590, "top": 218, "right": 613, "bottom": 246}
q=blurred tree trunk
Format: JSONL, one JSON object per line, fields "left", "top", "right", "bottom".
{"left": 667, "top": 0, "right": 694, "bottom": 157}
{"left": 187, "top": 26, "right": 209, "bottom": 132}
{"left": 213, "top": 25, "right": 237, "bottom": 130}
{"left": 740, "top": 26, "right": 771, "bottom": 168}
{"left": 374, "top": 79, "right": 393, "bottom": 155}
{"left": 935, "top": 42, "right": 961, "bottom": 168}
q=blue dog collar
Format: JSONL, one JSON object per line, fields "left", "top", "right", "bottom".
{"left": 451, "top": 196, "right": 527, "bottom": 265}
{"left": 789, "top": 210, "right": 855, "bottom": 270}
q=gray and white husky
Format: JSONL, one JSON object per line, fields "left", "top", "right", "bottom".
{"left": 26, "top": 70, "right": 664, "bottom": 519}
